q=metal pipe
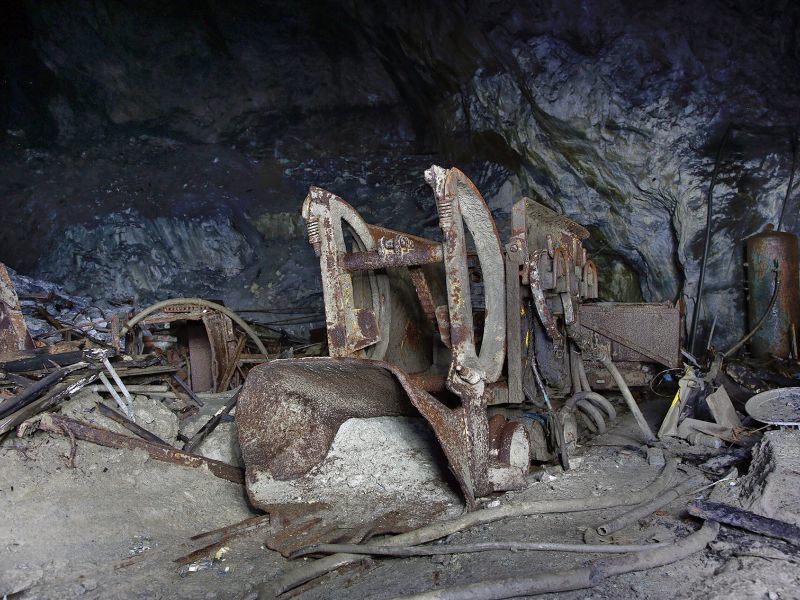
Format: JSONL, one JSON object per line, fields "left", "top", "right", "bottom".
{"left": 576, "top": 353, "right": 592, "bottom": 392}
{"left": 576, "top": 398, "right": 606, "bottom": 434}
{"left": 340, "top": 246, "right": 443, "bottom": 271}
{"left": 600, "top": 357, "right": 656, "bottom": 443}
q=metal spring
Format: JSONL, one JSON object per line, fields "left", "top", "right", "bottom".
{"left": 438, "top": 197, "right": 453, "bottom": 228}
{"left": 306, "top": 217, "right": 321, "bottom": 246}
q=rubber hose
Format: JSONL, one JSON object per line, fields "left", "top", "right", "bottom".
{"left": 392, "top": 521, "right": 719, "bottom": 600}
{"left": 577, "top": 398, "right": 606, "bottom": 434}
{"left": 569, "top": 346, "right": 583, "bottom": 395}
{"left": 578, "top": 410, "right": 597, "bottom": 433}
{"left": 261, "top": 458, "right": 678, "bottom": 598}
{"left": 597, "top": 476, "right": 706, "bottom": 535}
{"left": 600, "top": 357, "right": 655, "bottom": 443}
{"left": 120, "top": 297, "right": 269, "bottom": 356}
{"left": 292, "top": 540, "right": 670, "bottom": 559}
{"left": 576, "top": 353, "right": 593, "bottom": 392}
{"left": 584, "top": 392, "right": 616, "bottom": 421}
{"left": 565, "top": 391, "right": 616, "bottom": 421}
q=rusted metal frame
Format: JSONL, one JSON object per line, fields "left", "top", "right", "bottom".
{"left": 511, "top": 200, "right": 530, "bottom": 285}
{"left": 202, "top": 312, "right": 236, "bottom": 393}
{"left": 429, "top": 166, "right": 487, "bottom": 498}
{"left": 529, "top": 249, "right": 564, "bottom": 348}
{"left": 577, "top": 303, "right": 683, "bottom": 368}
{"left": 340, "top": 246, "right": 443, "bottom": 272}
{"left": 38, "top": 413, "right": 244, "bottom": 484}
{"left": 408, "top": 268, "right": 439, "bottom": 331}
{"left": 217, "top": 334, "right": 246, "bottom": 393}
{"left": 302, "top": 187, "right": 384, "bottom": 357}
{"left": 582, "top": 260, "right": 599, "bottom": 299}
{"left": 426, "top": 166, "right": 510, "bottom": 498}
{"left": 427, "top": 166, "right": 507, "bottom": 381}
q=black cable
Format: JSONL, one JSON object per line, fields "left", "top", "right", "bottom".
{"left": 688, "top": 123, "right": 732, "bottom": 355}
{"left": 777, "top": 128, "right": 797, "bottom": 231}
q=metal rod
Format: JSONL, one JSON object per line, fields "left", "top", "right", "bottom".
{"left": 38, "top": 413, "right": 243, "bottom": 484}
{"left": 183, "top": 390, "right": 239, "bottom": 453}
{"left": 172, "top": 374, "right": 204, "bottom": 407}
{"left": 94, "top": 401, "right": 169, "bottom": 446}
{"left": 101, "top": 357, "right": 134, "bottom": 419}
{"left": 97, "top": 371, "right": 133, "bottom": 419}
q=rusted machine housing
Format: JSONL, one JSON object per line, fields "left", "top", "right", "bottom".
{"left": 238, "top": 166, "right": 681, "bottom": 512}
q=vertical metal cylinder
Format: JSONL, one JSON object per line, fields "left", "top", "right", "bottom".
{"left": 745, "top": 227, "right": 800, "bottom": 358}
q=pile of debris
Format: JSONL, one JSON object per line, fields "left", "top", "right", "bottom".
{"left": 0, "top": 261, "right": 328, "bottom": 476}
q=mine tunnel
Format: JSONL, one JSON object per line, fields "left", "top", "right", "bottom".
{"left": 2, "top": 1, "right": 800, "bottom": 598}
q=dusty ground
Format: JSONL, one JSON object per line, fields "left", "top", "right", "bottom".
{"left": 2, "top": 395, "right": 799, "bottom": 600}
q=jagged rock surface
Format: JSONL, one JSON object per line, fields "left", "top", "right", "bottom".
{"left": 2, "top": 0, "right": 799, "bottom": 348}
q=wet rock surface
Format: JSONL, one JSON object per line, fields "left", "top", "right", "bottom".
{"left": 3, "top": 1, "right": 800, "bottom": 347}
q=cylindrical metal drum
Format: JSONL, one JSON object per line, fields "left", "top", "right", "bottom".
{"left": 745, "top": 227, "right": 800, "bottom": 359}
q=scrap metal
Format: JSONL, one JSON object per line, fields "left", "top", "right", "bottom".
{"left": 38, "top": 413, "right": 244, "bottom": 484}
{"left": 238, "top": 164, "right": 684, "bottom": 518}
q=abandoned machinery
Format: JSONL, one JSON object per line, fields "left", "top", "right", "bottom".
{"left": 237, "top": 166, "right": 682, "bottom": 521}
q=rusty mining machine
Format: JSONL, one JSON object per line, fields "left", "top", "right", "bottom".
{"left": 237, "top": 166, "right": 682, "bottom": 528}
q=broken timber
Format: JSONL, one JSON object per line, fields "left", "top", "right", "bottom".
{"left": 2, "top": 368, "right": 98, "bottom": 436}
{"left": 38, "top": 413, "right": 244, "bottom": 484}
{"left": 688, "top": 499, "right": 800, "bottom": 547}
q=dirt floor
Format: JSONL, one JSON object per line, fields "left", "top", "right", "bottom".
{"left": 2, "top": 395, "right": 799, "bottom": 600}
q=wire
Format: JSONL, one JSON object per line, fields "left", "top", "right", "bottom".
{"left": 777, "top": 128, "right": 797, "bottom": 231}
{"left": 688, "top": 123, "right": 732, "bottom": 355}
{"left": 721, "top": 267, "right": 781, "bottom": 359}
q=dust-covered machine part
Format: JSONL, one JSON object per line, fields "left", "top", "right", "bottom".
{"left": 237, "top": 166, "right": 682, "bottom": 538}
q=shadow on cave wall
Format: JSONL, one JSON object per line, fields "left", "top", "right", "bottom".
{"left": 1, "top": 0, "right": 799, "bottom": 350}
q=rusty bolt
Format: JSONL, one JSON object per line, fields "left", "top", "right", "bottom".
{"left": 455, "top": 364, "right": 482, "bottom": 385}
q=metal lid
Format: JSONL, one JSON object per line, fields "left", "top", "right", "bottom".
{"left": 745, "top": 387, "right": 800, "bottom": 426}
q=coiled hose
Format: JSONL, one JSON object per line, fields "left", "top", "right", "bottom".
{"left": 566, "top": 347, "right": 615, "bottom": 434}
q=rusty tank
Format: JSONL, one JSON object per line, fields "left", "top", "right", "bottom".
{"left": 745, "top": 226, "right": 800, "bottom": 359}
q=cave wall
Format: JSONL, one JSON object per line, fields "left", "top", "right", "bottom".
{"left": 2, "top": 0, "right": 799, "bottom": 350}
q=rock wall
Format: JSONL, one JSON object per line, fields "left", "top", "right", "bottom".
{"left": 2, "top": 0, "right": 799, "bottom": 349}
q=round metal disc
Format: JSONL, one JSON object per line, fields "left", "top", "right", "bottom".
{"left": 745, "top": 387, "right": 800, "bottom": 426}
